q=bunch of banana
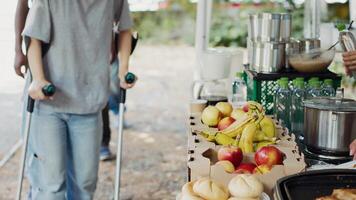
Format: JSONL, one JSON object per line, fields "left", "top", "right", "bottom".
{"left": 244, "top": 101, "right": 264, "bottom": 116}
{"left": 219, "top": 114, "right": 256, "bottom": 138}
{"left": 259, "top": 116, "right": 276, "bottom": 138}
{"left": 238, "top": 122, "right": 258, "bottom": 153}
{"left": 198, "top": 131, "right": 239, "bottom": 146}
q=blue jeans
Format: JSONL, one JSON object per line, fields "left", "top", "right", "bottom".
{"left": 27, "top": 109, "right": 102, "bottom": 200}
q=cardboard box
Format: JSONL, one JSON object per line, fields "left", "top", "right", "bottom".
{"left": 187, "top": 113, "right": 306, "bottom": 196}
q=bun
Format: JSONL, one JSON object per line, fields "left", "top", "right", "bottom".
{"left": 181, "top": 182, "right": 205, "bottom": 200}
{"left": 228, "top": 174, "right": 263, "bottom": 198}
{"left": 193, "top": 177, "right": 229, "bottom": 200}
{"left": 228, "top": 197, "right": 258, "bottom": 200}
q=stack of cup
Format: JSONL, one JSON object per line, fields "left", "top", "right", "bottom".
{"left": 248, "top": 13, "right": 298, "bottom": 72}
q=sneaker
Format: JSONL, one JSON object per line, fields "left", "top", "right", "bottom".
{"left": 100, "top": 146, "right": 115, "bottom": 161}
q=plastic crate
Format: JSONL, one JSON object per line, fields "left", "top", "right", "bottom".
{"left": 243, "top": 70, "right": 342, "bottom": 115}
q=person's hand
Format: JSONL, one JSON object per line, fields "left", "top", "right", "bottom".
{"left": 350, "top": 139, "right": 356, "bottom": 160}
{"left": 14, "top": 51, "right": 27, "bottom": 78}
{"left": 28, "top": 79, "right": 53, "bottom": 100}
{"left": 118, "top": 67, "right": 137, "bottom": 89}
{"left": 342, "top": 51, "right": 356, "bottom": 76}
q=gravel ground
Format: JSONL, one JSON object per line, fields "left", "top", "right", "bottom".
{"left": 0, "top": 44, "right": 195, "bottom": 199}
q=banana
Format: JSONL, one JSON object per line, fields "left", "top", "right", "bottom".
{"left": 254, "top": 141, "right": 276, "bottom": 152}
{"left": 239, "top": 122, "right": 257, "bottom": 153}
{"left": 215, "top": 133, "right": 239, "bottom": 146}
{"left": 246, "top": 101, "right": 264, "bottom": 114}
{"left": 253, "top": 130, "right": 277, "bottom": 142}
{"left": 181, "top": 182, "right": 204, "bottom": 200}
{"left": 198, "top": 131, "right": 216, "bottom": 142}
{"left": 219, "top": 115, "right": 256, "bottom": 138}
{"left": 259, "top": 116, "right": 276, "bottom": 138}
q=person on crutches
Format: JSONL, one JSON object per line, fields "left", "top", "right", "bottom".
{"left": 16, "top": 0, "right": 135, "bottom": 199}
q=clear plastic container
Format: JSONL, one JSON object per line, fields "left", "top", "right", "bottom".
{"left": 274, "top": 79, "right": 291, "bottom": 129}
{"left": 306, "top": 77, "right": 319, "bottom": 94}
{"left": 231, "top": 72, "right": 247, "bottom": 107}
{"left": 307, "top": 81, "right": 322, "bottom": 98}
{"left": 291, "top": 79, "right": 306, "bottom": 141}
{"left": 321, "top": 79, "right": 336, "bottom": 97}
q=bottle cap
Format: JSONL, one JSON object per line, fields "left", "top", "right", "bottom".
{"left": 311, "top": 81, "right": 321, "bottom": 88}
{"left": 309, "top": 77, "right": 319, "bottom": 83}
{"left": 279, "top": 80, "right": 289, "bottom": 89}
{"left": 295, "top": 77, "right": 304, "bottom": 81}
{"left": 280, "top": 77, "right": 289, "bottom": 82}
{"left": 324, "top": 79, "right": 333, "bottom": 86}
{"left": 294, "top": 80, "right": 305, "bottom": 89}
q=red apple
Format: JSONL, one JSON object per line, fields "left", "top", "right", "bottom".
{"left": 242, "top": 104, "right": 249, "bottom": 113}
{"left": 253, "top": 164, "right": 272, "bottom": 174}
{"left": 234, "top": 163, "right": 257, "bottom": 174}
{"left": 217, "top": 146, "right": 243, "bottom": 168}
{"left": 254, "top": 146, "right": 284, "bottom": 166}
{"left": 217, "top": 117, "right": 236, "bottom": 131}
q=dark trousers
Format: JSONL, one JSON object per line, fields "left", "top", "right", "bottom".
{"left": 102, "top": 105, "right": 111, "bottom": 147}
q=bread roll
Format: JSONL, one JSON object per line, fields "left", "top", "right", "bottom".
{"left": 193, "top": 177, "right": 229, "bottom": 200}
{"left": 181, "top": 182, "right": 205, "bottom": 200}
{"left": 228, "top": 174, "right": 263, "bottom": 198}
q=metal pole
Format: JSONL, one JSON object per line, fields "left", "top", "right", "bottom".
{"left": 114, "top": 102, "right": 125, "bottom": 200}
{"left": 16, "top": 112, "right": 32, "bottom": 200}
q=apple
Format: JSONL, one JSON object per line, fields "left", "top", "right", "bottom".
{"left": 201, "top": 106, "right": 222, "bottom": 127}
{"left": 215, "top": 102, "right": 233, "bottom": 117}
{"left": 217, "top": 146, "right": 243, "bottom": 168}
{"left": 230, "top": 108, "right": 246, "bottom": 120}
{"left": 253, "top": 164, "right": 272, "bottom": 174}
{"left": 242, "top": 104, "right": 249, "bottom": 113}
{"left": 217, "top": 117, "right": 236, "bottom": 131}
{"left": 255, "top": 146, "right": 284, "bottom": 166}
{"left": 234, "top": 163, "right": 257, "bottom": 174}
{"left": 216, "top": 160, "right": 235, "bottom": 173}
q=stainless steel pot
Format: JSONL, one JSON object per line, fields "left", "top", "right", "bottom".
{"left": 248, "top": 14, "right": 261, "bottom": 41}
{"left": 261, "top": 13, "right": 281, "bottom": 42}
{"left": 303, "top": 97, "right": 356, "bottom": 155}
{"left": 251, "top": 42, "right": 285, "bottom": 72}
{"left": 299, "top": 38, "right": 320, "bottom": 53}
{"left": 280, "top": 13, "right": 291, "bottom": 42}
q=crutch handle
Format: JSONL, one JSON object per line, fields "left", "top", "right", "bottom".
{"left": 125, "top": 72, "right": 136, "bottom": 84}
{"left": 119, "top": 73, "right": 136, "bottom": 104}
{"left": 27, "top": 84, "right": 56, "bottom": 113}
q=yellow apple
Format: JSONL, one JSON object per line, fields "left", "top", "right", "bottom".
{"left": 201, "top": 106, "right": 222, "bottom": 127}
{"left": 215, "top": 102, "right": 233, "bottom": 117}
{"left": 216, "top": 160, "right": 235, "bottom": 173}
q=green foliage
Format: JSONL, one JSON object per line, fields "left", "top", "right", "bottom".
{"left": 132, "top": 1, "right": 305, "bottom": 46}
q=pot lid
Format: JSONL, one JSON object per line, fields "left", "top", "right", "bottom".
{"left": 304, "top": 97, "right": 356, "bottom": 112}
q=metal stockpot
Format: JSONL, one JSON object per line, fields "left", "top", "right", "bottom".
{"left": 260, "top": 13, "right": 281, "bottom": 42}
{"left": 251, "top": 42, "right": 285, "bottom": 72}
{"left": 280, "top": 13, "right": 292, "bottom": 42}
{"left": 299, "top": 38, "right": 320, "bottom": 53}
{"left": 303, "top": 97, "right": 356, "bottom": 156}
